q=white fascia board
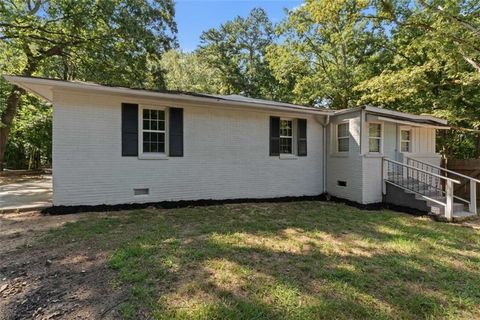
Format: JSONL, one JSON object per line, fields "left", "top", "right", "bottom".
{"left": 3, "top": 75, "right": 54, "bottom": 102}
{"left": 364, "top": 106, "right": 448, "bottom": 125}
{"left": 3, "top": 75, "right": 333, "bottom": 116}
{"left": 374, "top": 116, "right": 450, "bottom": 129}
{"left": 333, "top": 105, "right": 448, "bottom": 126}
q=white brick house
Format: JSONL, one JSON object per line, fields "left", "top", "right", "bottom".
{"left": 9, "top": 75, "right": 474, "bottom": 220}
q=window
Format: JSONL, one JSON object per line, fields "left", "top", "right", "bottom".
{"left": 368, "top": 123, "right": 382, "bottom": 153}
{"left": 400, "top": 129, "right": 411, "bottom": 152}
{"left": 337, "top": 123, "right": 349, "bottom": 152}
{"left": 141, "top": 107, "right": 166, "bottom": 154}
{"left": 280, "top": 119, "right": 293, "bottom": 154}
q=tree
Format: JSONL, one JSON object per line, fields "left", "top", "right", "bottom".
{"left": 4, "top": 96, "right": 52, "bottom": 169}
{"left": 267, "top": 0, "right": 389, "bottom": 108}
{"left": 198, "top": 8, "right": 285, "bottom": 100}
{"left": 0, "top": 0, "right": 177, "bottom": 168}
{"left": 356, "top": 0, "right": 480, "bottom": 158}
{"left": 160, "top": 50, "right": 222, "bottom": 93}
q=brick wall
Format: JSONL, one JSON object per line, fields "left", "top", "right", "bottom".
{"left": 52, "top": 91, "right": 325, "bottom": 206}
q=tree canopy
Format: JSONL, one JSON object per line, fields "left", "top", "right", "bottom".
{"left": 0, "top": 0, "right": 177, "bottom": 168}
{"left": 1, "top": 0, "right": 479, "bottom": 168}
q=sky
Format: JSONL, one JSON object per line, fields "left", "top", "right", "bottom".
{"left": 175, "top": 0, "right": 303, "bottom": 52}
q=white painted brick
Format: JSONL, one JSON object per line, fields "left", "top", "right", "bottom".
{"left": 326, "top": 112, "right": 364, "bottom": 203}
{"left": 52, "top": 91, "right": 325, "bottom": 206}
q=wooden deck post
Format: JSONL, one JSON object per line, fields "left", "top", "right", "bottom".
{"left": 470, "top": 180, "right": 477, "bottom": 214}
{"left": 445, "top": 180, "right": 454, "bottom": 221}
{"left": 382, "top": 158, "right": 388, "bottom": 195}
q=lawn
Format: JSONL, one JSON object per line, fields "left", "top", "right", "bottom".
{"left": 46, "top": 201, "right": 480, "bottom": 319}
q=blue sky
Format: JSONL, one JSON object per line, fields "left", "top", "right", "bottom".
{"left": 175, "top": 0, "right": 303, "bottom": 52}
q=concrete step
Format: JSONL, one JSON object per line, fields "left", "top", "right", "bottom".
{"left": 429, "top": 203, "right": 465, "bottom": 215}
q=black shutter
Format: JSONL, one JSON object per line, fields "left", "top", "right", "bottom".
{"left": 169, "top": 107, "right": 184, "bottom": 157}
{"left": 297, "top": 118, "right": 307, "bottom": 156}
{"left": 121, "top": 103, "right": 138, "bottom": 156}
{"left": 270, "top": 116, "right": 280, "bottom": 156}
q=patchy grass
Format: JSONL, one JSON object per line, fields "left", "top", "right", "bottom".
{"left": 46, "top": 201, "right": 480, "bottom": 319}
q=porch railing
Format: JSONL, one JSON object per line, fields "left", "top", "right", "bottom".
{"left": 406, "top": 157, "right": 479, "bottom": 215}
{"left": 383, "top": 158, "right": 461, "bottom": 221}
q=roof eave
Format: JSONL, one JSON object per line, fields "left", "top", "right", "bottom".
{"left": 333, "top": 105, "right": 448, "bottom": 126}
{"left": 3, "top": 75, "right": 333, "bottom": 116}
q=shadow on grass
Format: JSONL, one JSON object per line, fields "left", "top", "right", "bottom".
{"left": 39, "top": 201, "right": 480, "bottom": 319}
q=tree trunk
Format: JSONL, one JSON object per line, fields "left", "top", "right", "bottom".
{"left": 0, "top": 85, "right": 25, "bottom": 170}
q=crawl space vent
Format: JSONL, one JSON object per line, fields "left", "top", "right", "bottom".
{"left": 134, "top": 188, "right": 149, "bottom": 196}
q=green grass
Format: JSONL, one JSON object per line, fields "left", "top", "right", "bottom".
{"left": 46, "top": 201, "right": 480, "bottom": 319}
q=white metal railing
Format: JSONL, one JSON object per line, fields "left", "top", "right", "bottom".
{"left": 383, "top": 158, "right": 461, "bottom": 221}
{"left": 406, "top": 157, "right": 479, "bottom": 215}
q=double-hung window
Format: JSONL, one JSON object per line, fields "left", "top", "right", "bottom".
{"left": 337, "top": 123, "right": 349, "bottom": 152}
{"left": 280, "top": 119, "right": 293, "bottom": 154}
{"left": 400, "top": 129, "right": 411, "bottom": 152}
{"left": 141, "top": 107, "right": 166, "bottom": 154}
{"left": 368, "top": 123, "right": 382, "bottom": 153}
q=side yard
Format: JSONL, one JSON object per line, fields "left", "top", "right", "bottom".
{"left": 1, "top": 202, "right": 480, "bottom": 319}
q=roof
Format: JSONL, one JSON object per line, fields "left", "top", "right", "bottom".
{"left": 2, "top": 75, "right": 448, "bottom": 126}
{"left": 2, "top": 75, "right": 331, "bottom": 115}
{"left": 334, "top": 105, "right": 449, "bottom": 127}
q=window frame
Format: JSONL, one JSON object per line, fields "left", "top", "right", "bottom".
{"left": 400, "top": 127, "right": 412, "bottom": 153}
{"left": 138, "top": 105, "right": 168, "bottom": 159}
{"left": 279, "top": 118, "right": 294, "bottom": 155}
{"left": 368, "top": 122, "right": 383, "bottom": 154}
{"left": 336, "top": 122, "right": 350, "bottom": 153}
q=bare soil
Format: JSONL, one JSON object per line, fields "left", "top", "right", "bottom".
{"left": 0, "top": 211, "right": 126, "bottom": 320}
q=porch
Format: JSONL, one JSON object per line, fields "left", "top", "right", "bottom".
{"left": 383, "top": 157, "right": 478, "bottom": 221}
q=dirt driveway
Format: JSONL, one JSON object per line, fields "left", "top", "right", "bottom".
{"left": 0, "top": 175, "right": 52, "bottom": 212}
{"left": 0, "top": 211, "right": 125, "bottom": 320}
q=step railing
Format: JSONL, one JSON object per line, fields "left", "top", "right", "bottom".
{"left": 383, "top": 158, "right": 461, "bottom": 221}
{"left": 406, "top": 157, "right": 479, "bottom": 215}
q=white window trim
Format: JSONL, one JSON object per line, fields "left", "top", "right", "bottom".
{"left": 138, "top": 105, "right": 169, "bottom": 160}
{"left": 399, "top": 126, "right": 412, "bottom": 153}
{"left": 336, "top": 122, "right": 350, "bottom": 153}
{"left": 368, "top": 122, "right": 383, "bottom": 154}
{"left": 280, "top": 118, "right": 295, "bottom": 155}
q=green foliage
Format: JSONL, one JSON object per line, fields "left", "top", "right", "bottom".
{"left": 160, "top": 50, "right": 222, "bottom": 93}
{"left": 198, "top": 8, "right": 287, "bottom": 100}
{"left": 5, "top": 98, "right": 52, "bottom": 169}
{"left": 0, "top": 0, "right": 177, "bottom": 87}
{"left": 355, "top": 0, "right": 480, "bottom": 158}
{"left": 266, "top": 0, "right": 480, "bottom": 157}
{"left": 2, "top": 0, "right": 479, "bottom": 163}
{"left": 267, "top": 0, "right": 389, "bottom": 108}
{"left": 0, "top": 0, "right": 178, "bottom": 168}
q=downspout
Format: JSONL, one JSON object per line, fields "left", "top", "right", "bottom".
{"left": 316, "top": 115, "right": 330, "bottom": 194}
{"left": 360, "top": 108, "right": 365, "bottom": 156}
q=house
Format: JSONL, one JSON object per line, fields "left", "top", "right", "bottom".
{"left": 4, "top": 75, "right": 478, "bottom": 220}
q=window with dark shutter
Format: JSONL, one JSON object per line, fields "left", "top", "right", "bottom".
{"left": 269, "top": 116, "right": 280, "bottom": 156}
{"left": 169, "top": 107, "right": 184, "bottom": 157}
{"left": 121, "top": 103, "right": 138, "bottom": 156}
{"left": 297, "top": 118, "right": 307, "bottom": 156}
